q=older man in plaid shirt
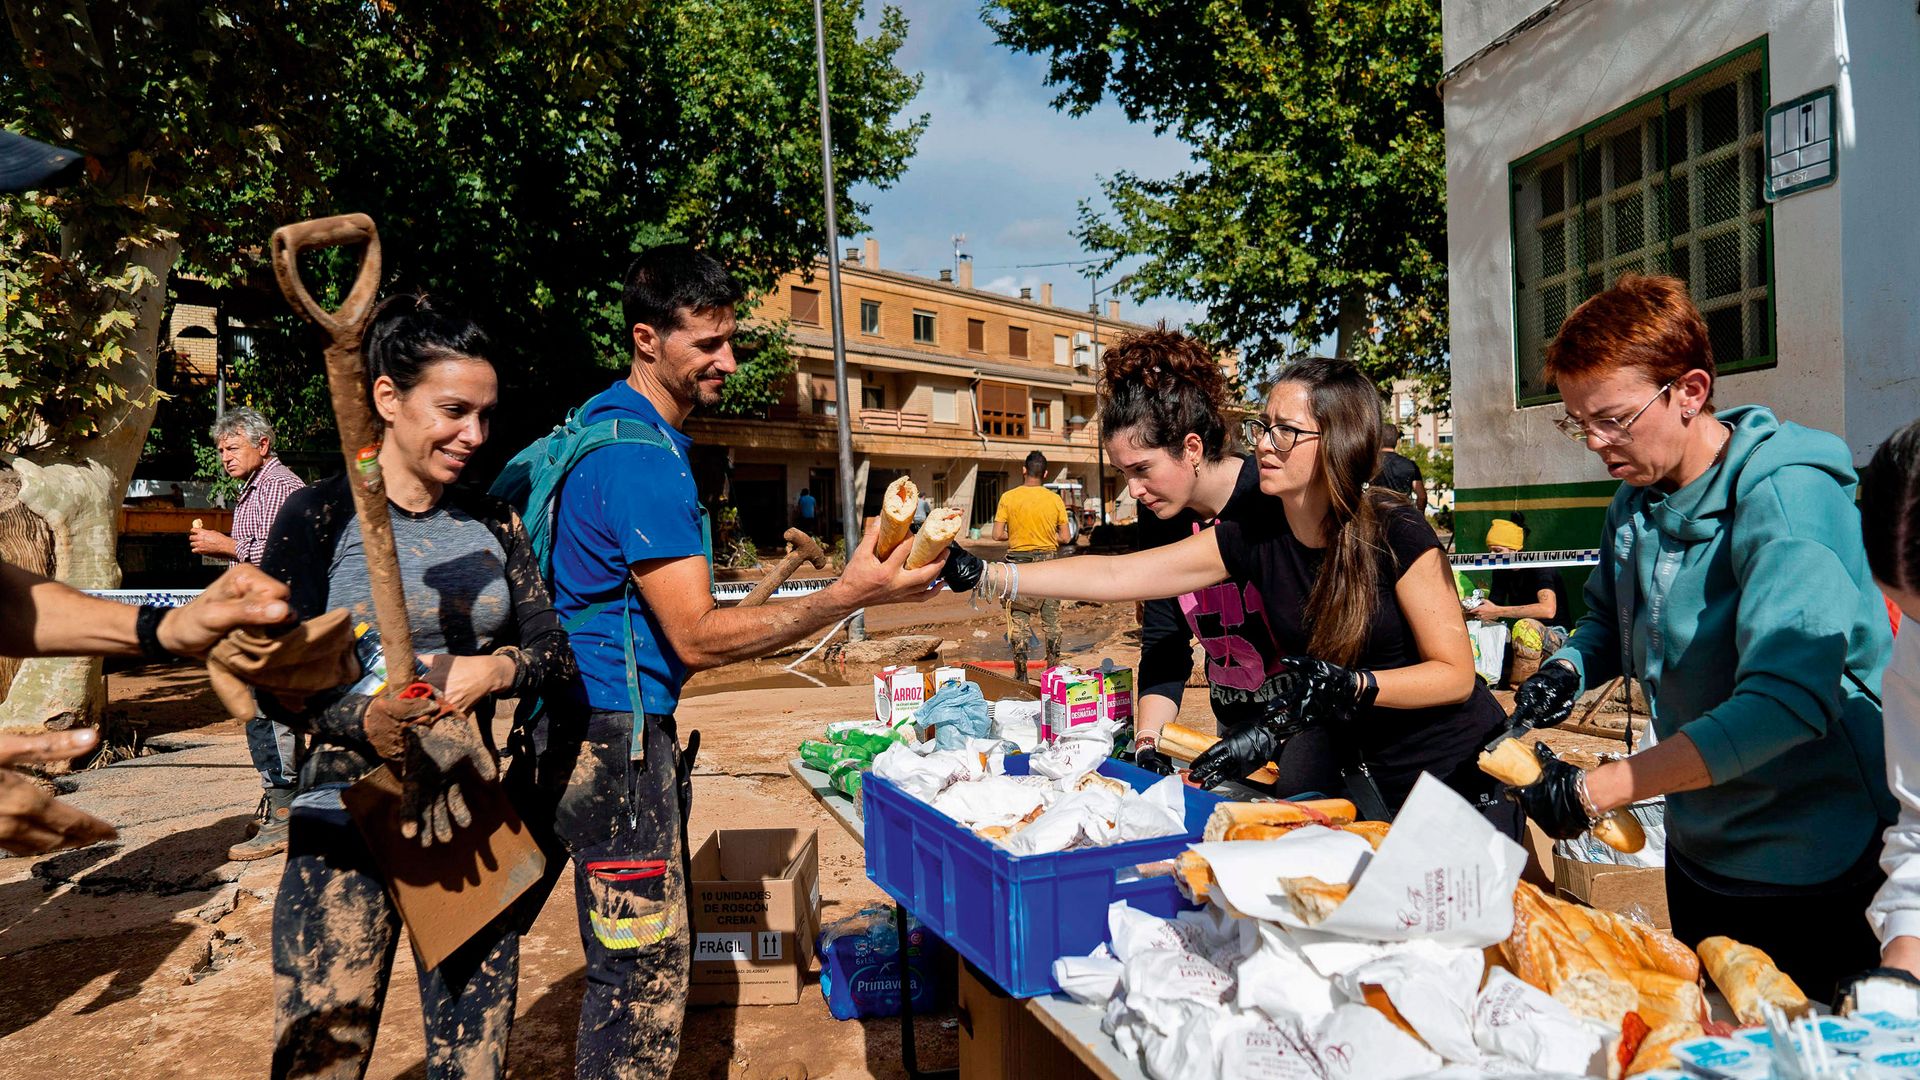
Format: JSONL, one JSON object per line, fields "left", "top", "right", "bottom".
{"left": 191, "top": 408, "right": 307, "bottom": 859}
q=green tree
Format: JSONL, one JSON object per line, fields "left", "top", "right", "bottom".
{"left": 1, "top": 0, "right": 923, "bottom": 733}
{"left": 988, "top": 0, "right": 1447, "bottom": 391}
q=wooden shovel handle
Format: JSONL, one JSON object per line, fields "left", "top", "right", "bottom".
{"left": 268, "top": 214, "right": 416, "bottom": 683}
{"left": 269, "top": 214, "right": 384, "bottom": 340}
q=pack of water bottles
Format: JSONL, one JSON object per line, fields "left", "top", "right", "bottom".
{"left": 816, "top": 905, "right": 954, "bottom": 1021}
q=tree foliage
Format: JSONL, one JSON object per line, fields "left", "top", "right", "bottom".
{"left": 4, "top": 0, "right": 926, "bottom": 472}
{"left": 987, "top": 0, "right": 1447, "bottom": 393}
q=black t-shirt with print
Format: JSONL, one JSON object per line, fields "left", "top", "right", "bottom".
{"left": 1491, "top": 566, "right": 1571, "bottom": 626}
{"left": 1210, "top": 499, "right": 1507, "bottom": 792}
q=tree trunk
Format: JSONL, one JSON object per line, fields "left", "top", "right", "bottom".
{"left": 0, "top": 235, "right": 178, "bottom": 737}
{"left": 1333, "top": 288, "right": 1368, "bottom": 360}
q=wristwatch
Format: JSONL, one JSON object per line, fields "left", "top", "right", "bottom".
{"left": 136, "top": 604, "right": 180, "bottom": 662}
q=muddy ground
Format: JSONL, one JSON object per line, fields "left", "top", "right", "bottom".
{"left": 0, "top": 591, "right": 1620, "bottom": 1078}
{"left": 0, "top": 594, "right": 1161, "bottom": 1079}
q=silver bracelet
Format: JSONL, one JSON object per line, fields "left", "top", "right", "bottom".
{"left": 1575, "top": 769, "right": 1602, "bottom": 823}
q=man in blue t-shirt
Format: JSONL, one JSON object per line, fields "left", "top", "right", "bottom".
{"left": 546, "top": 244, "right": 946, "bottom": 1079}
{"left": 794, "top": 487, "right": 816, "bottom": 534}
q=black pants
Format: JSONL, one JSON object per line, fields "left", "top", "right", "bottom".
{"left": 1665, "top": 842, "right": 1885, "bottom": 1006}
{"left": 271, "top": 807, "right": 520, "bottom": 1079}
{"left": 516, "top": 708, "right": 697, "bottom": 1080}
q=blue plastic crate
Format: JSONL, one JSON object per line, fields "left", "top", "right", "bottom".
{"left": 862, "top": 756, "right": 1223, "bottom": 997}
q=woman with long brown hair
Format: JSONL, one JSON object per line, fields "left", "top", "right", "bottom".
{"left": 979, "top": 356, "right": 1515, "bottom": 832}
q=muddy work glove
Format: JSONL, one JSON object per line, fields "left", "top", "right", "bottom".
{"left": 398, "top": 708, "right": 499, "bottom": 847}
{"left": 1511, "top": 742, "right": 1593, "bottom": 840}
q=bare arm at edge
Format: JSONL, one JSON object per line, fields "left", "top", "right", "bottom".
{"left": 1013, "top": 528, "right": 1229, "bottom": 604}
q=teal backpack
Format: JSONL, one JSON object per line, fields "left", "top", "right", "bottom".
{"left": 490, "top": 408, "right": 711, "bottom": 761}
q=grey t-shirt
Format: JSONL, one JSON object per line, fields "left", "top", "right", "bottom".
{"left": 298, "top": 500, "right": 513, "bottom": 814}
{"left": 330, "top": 502, "right": 513, "bottom": 657}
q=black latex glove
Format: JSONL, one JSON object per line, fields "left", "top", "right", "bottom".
{"left": 1131, "top": 745, "right": 1176, "bottom": 777}
{"left": 1512, "top": 741, "right": 1593, "bottom": 840}
{"left": 941, "top": 544, "right": 983, "bottom": 592}
{"left": 1512, "top": 660, "right": 1581, "bottom": 732}
{"left": 1189, "top": 721, "right": 1291, "bottom": 790}
{"left": 1276, "top": 655, "right": 1366, "bottom": 728}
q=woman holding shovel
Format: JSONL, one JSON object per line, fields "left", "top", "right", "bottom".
{"left": 259, "top": 295, "right": 576, "bottom": 1078}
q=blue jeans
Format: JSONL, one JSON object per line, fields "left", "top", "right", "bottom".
{"left": 246, "top": 706, "right": 297, "bottom": 790}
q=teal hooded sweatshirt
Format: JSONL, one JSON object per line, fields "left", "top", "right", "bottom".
{"left": 1550, "top": 404, "right": 1894, "bottom": 884}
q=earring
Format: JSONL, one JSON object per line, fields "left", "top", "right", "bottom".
{"left": 1193, "top": 461, "right": 1200, "bottom": 477}
{"left": 1683, "top": 409, "right": 1697, "bottom": 418}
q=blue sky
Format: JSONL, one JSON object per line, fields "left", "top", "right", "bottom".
{"left": 850, "top": 1, "right": 1201, "bottom": 327}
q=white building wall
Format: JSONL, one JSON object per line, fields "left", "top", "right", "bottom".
{"left": 1442, "top": 0, "right": 1920, "bottom": 491}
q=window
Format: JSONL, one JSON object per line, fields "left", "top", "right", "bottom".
{"left": 861, "top": 385, "right": 885, "bottom": 410}
{"left": 860, "top": 299, "right": 881, "bottom": 335}
{"left": 1009, "top": 326, "right": 1029, "bottom": 359}
{"left": 931, "top": 386, "right": 958, "bottom": 423}
{"left": 1053, "top": 334, "right": 1070, "bottom": 366}
{"left": 1511, "top": 41, "right": 1771, "bottom": 404}
{"left": 790, "top": 286, "right": 820, "bottom": 326}
{"left": 811, "top": 376, "right": 837, "bottom": 417}
{"left": 978, "top": 381, "right": 1029, "bottom": 438}
{"left": 913, "top": 310, "right": 937, "bottom": 343}
{"left": 1398, "top": 396, "right": 1416, "bottom": 420}
{"left": 967, "top": 318, "right": 985, "bottom": 352}
{"left": 1032, "top": 399, "right": 1052, "bottom": 430}
{"left": 1438, "top": 433, "right": 1454, "bottom": 446}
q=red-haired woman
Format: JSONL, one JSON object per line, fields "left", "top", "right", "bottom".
{"left": 973, "top": 356, "right": 1518, "bottom": 835}
{"left": 1503, "top": 274, "right": 1892, "bottom": 1000}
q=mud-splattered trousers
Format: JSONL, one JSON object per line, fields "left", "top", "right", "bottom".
{"left": 1006, "top": 548, "right": 1062, "bottom": 668}
{"left": 271, "top": 792, "right": 521, "bottom": 1080}
{"left": 514, "top": 707, "right": 697, "bottom": 1080}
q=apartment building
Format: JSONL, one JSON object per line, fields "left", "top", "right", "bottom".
{"left": 690, "top": 239, "right": 1163, "bottom": 546}
{"left": 1384, "top": 377, "right": 1453, "bottom": 512}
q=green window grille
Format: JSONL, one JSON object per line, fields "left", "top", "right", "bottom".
{"left": 1510, "top": 40, "right": 1774, "bottom": 405}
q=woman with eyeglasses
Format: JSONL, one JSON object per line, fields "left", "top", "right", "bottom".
{"left": 971, "top": 356, "right": 1520, "bottom": 835}
{"left": 1502, "top": 274, "right": 1892, "bottom": 1002}
{"left": 1099, "top": 327, "right": 1339, "bottom": 798}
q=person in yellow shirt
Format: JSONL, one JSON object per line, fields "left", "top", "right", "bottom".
{"left": 992, "top": 451, "right": 1072, "bottom": 679}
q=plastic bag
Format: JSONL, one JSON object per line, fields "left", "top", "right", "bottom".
{"left": 817, "top": 905, "right": 954, "bottom": 1021}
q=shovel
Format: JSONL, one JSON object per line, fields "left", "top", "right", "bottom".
{"left": 268, "top": 213, "right": 416, "bottom": 681}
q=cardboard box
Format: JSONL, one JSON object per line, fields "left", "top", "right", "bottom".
{"left": 873, "top": 665, "right": 930, "bottom": 727}
{"left": 689, "top": 828, "right": 822, "bottom": 1006}
{"left": 1552, "top": 853, "right": 1670, "bottom": 928}
{"left": 1039, "top": 663, "right": 1135, "bottom": 741}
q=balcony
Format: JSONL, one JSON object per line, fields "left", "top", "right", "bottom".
{"left": 858, "top": 408, "right": 930, "bottom": 434}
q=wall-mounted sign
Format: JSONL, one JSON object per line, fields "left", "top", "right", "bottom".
{"left": 1765, "top": 87, "right": 1837, "bottom": 202}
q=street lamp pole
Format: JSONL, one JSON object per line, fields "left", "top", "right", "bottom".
{"left": 1090, "top": 274, "right": 1105, "bottom": 525}
{"left": 812, "top": 0, "right": 863, "bottom": 640}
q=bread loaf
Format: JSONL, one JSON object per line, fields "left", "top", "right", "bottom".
{"left": 874, "top": 477, "right": 918, "bottom": 560}
{"left": 1588, "top": 908, "right": 1700, "bottom": 983}
{"left": 1476, "top": 737, "right": 1644, "bottom": 853}
{"left": 1203, "top": 798, "right": 1357, "bottom": 842}
{"left": 1341, "top": 820, "right": 1392, "bottom": 849}
{"left": 1625, "top": 1020, "right": 1703, "bottom": 1076}
{"left": 1624, "top": 969, "right": 1707, "bottom": 1030}
{"left": 904, "top": 507, "right": 963, "bottom": 570}
{"left": 1360, "top": 983, "right": 1422, "bottom": 1041}
{"left": 1697, "top": 936, "right": 1810, "bottom": 1025}
{"left": 1278, "top": 875, "right": 1350, "bottom": 924}
{"left": 1158, "top": 722, "right": 1279, "bottom": 784}
{"left": 1503, "top": 883, "right": 1640, "bottom": 1024}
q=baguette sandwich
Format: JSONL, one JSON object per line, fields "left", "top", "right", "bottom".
{"left": 905, "top": 506, "right": 964, "bottom": 570}
{"left": 1697, "top": 936, "right": 1810, "bottom": 1025}
{"left": 1157, "top": 722, "right": 1279, "bottom": 785}
{"left": 1202, "top": 798, "right": 1357, "bottom": 842}
{"left": 874, "top": 477, "right": 919, "bottom": 560}
{"left": 1477, "top": 736, "right": 1646, "bottom": 853}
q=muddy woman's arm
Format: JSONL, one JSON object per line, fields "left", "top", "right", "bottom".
{"left": 492, "top": 507, "right": 575, "bottom": 694}
{"left": 1008, "top": 528, "right": 1230, "bottom": 604}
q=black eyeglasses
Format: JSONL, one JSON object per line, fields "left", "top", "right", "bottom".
{"left": 1242, "top": 417, "right": 1321, "bottom": 454}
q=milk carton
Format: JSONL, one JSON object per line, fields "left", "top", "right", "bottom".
{"left": 873, "top": 666, "right": 929, "bottom": 729}
{"left": 1040, "top": 666, "right": 1102, "bottom": 741}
